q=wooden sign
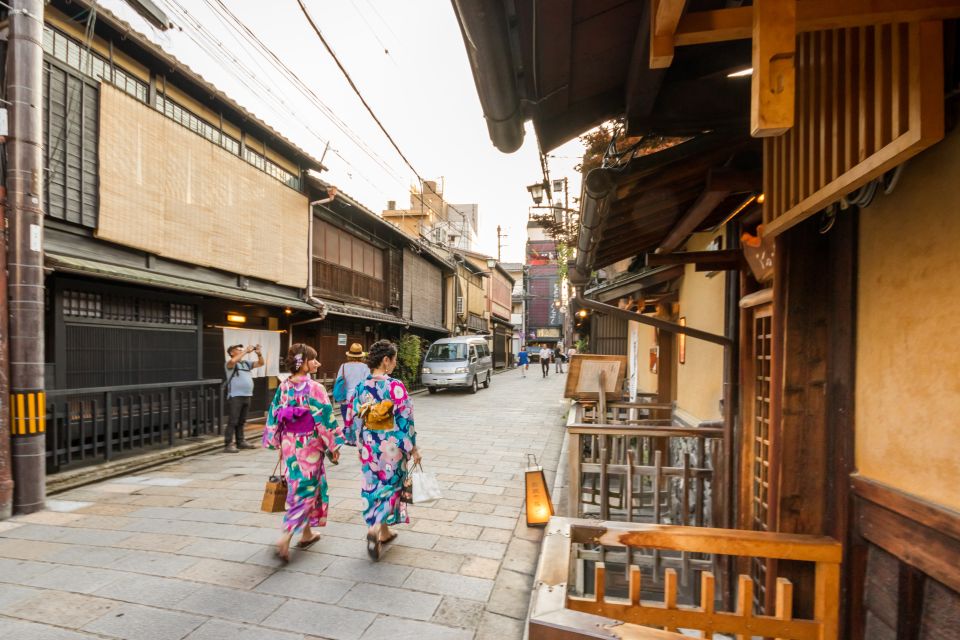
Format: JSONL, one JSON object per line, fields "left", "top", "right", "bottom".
{"left": 564, "top": 355, "right": 627, "bottom": 400}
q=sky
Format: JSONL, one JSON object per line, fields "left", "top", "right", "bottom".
{"left": 95, "top": 0, "right": 587, "bottom": 263}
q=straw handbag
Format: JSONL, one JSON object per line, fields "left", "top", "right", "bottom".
{"left": 261, "top": 458, "right": 287, "bottom": 513}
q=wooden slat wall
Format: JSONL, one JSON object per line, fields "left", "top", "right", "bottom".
{"left": 763, "top": 22, "right": 944, "bottom": 237}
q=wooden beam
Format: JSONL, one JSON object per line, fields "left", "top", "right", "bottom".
{"left": 649, "top": 0, "right": 688, "bottom": 68}
{"left": 751, "top": 0, "right": 796, "bottom": 137}
{"left": 647, "top": 250, "right": 743, "bottom": 271}
{"left": 675, "top": 0, "right": 960, "bottom": 47}
{"left": 657, "top": 168, "right": 759, "bottom": 253}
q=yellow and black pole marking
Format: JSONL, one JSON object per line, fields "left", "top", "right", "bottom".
{"left": 9, "top": 392, "right": 45, "bottom": 435}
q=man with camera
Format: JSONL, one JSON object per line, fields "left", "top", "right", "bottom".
{"left": 224, "top": 343, "right": 264, "bottom": 453}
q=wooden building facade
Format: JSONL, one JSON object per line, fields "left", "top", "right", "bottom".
{"left": 455, "top": 1, "right": 960, "bottom": 637}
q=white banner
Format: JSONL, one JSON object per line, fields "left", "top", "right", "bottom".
{"left": 222, "top": 328, "right": 282, "bottom": 377}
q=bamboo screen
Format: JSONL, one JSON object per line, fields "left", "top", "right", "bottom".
{"left": 97, "top": 84, "right": 309, "bottom": 288}
{"left": 763, "top": 21, "right": 944, "bottom": 237}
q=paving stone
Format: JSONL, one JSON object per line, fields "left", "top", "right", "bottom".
{"left": 0, "top": 524, "right": 73, "bottom": 542}
{"left": 0, "top": 522, "right": 22, "bottom": 533}
{"left": 255, "top": 570, "right": 353, "bottom": 603}
{"left": 13, "top": 511, "right": 84, "bottom": 526}
{"left": 53, "top": 527, "right": 133, "bottom": 547}
{"left": 48, "top": 545, "right": 132, "bottom": 569}
{"left": 172, "top": 584, "right": 285, "bottom": 623}
{"left": 459, "top": 556, "right": 501, "bottom": 580}
{"left": 177, "top": 559, "right": 273, "bottom": 590}
{"left": 342, "top": 583, "right": 441, "bottom": 621}
{"left": 379, "top": 546, "right": 463, "bottom": 574}
{"left": 475, "top": 610, "right": 525, "bottom": 640}
{"left": 178, "top": 539, "right": 264, "bottom": 562}
{"left": 184, "top": 619, "right": 303, "bottom": 640}
{"left": 403, "top": 506, "right": 458, "bottom": 522}
{"left": 322, "top": 557, "right": 412, "bottom": 587}
{"left": 261, "top": 600, "right": 375, "bottom": 640}
{"left": 390, "top": 529, "right": 440, "bottom": 551}
{"left": 454, "top": 512, "right": 517, "bottom": 530}
{"left": 83, "top": 603, "right": 206, "bottom": 640}
{"left": 115, "top": 533, "right": 194, "bottom": 553}
{"left": 432, "top": 499, "right": 495, "bottom": 515}
{"left": 478, "top": 528, "right": 513, "bottom": 544}
{"left": 0, "top": 619, "right": 101, "bottom": 640}
{"left": 113, "top": 551, "right": 201, "bottom": 578}
{"left": 486, "top": 569, "right": 534, "bottom": 619}
{"left": 430, "top": 596, "right": 485, "bottom": 630}
{"left": 358, "top": 615, "right": 472, "bottom": 640}
{"left": 3, "top": 591, "right": 118, "bottom": 628}
{"left": 22, "top": 565, "right": 124, "bottom": 594}
{"left": 403, "top": 568, "right": 494, "bottom": 602}
{"left": 433, "top": 537, "right": 507, "bottom": 560}
{"left": 93, "top": 574, "right": 201, "bottom": 608}
{"left": 471, "top": 492, "right": 523, "bottom": 507}
{"left": 502, "top": 537, "right": 541, "bottom": 575}
{"left": 411, "top": 520, "right": 482, "bottom": 540}
{"left": 0, "top": 584, "right": 39, "bottom": 609}
{"left": 0, "top": 558, "right": 56, "bottom": 584}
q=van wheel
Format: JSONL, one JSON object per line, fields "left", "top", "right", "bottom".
{"left": 427, "top": 387, "right": 437, "bottom": 395}
{"left": 482, "top": 374, "right": 490, "bottom": 389}
{"left": 469, "top": 377, "right": 478, "bottom": 394}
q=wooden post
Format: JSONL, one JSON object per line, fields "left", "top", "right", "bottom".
{"left": 751, "top": 0, "right": 796, "bottom": 136}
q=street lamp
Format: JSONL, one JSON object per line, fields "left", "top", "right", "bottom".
{"left": 486, "top": 258, "right": 497, "bottom": 269}
{"left": 526, "top": 181, "right": 547, "bottom": 205}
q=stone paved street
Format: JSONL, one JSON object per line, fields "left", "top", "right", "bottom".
{"left": 0, "top": 367, "right": 570, "bottom": 640}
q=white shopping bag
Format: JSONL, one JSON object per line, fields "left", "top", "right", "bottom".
{"left": 412, "top": 464, "right": 443, "bottom": 506}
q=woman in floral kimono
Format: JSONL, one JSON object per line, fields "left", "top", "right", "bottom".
{"left": 263, "top": 343, "right": 341, "bottom": 562}
{"left": 344, "top": 339, "right": 421, "bottom": 560}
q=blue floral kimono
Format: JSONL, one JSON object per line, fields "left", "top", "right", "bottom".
{"left": 343, "top": 375, "right": 416, "bottom": 527}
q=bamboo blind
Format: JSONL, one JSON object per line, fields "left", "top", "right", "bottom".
{"left": 97, "top": 85, "right": 309, "bottom": 288}
{"left": 763, "top": 21, "right": 944, "bottom": 237}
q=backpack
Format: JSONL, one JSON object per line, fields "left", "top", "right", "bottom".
{"left": 222, "top": 364, "right": 240, "bottom": 395}
{"left": 332, "top": 374, "right": 347, "bottom": 403}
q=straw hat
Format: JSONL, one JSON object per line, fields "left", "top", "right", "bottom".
{"left": 345, "top": 343, "right": 366, "bottom": 359}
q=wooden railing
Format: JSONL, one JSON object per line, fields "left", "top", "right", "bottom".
{"left": 46, "top": 379, "right": 224, "bottom": 473}
{"left": 529, "top": 518, "right": 841, "bottom": 640}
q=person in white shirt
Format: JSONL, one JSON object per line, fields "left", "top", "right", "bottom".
{"left": 539, "top": 346, "right": 552, "bottom": 378}
{"left": 555, "top": 345, "right": 565, "bottom": 374}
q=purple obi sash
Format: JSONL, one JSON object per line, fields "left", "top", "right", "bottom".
{"left": 275, "top": 405, "right": 315, "bottom": 436}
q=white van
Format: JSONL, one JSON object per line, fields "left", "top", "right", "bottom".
{"left": 421, "top": 336, "right": 493, "bottom": 394}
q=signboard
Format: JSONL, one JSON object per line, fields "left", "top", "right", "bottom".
{"left": 337, "top": 333, "right": 347, "bottom": 346}
{"left": 564, "top": 354, "right": 627, "bottom": 400}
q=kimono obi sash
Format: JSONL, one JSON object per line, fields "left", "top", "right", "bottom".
{"left": 276, "top": 404, "right": 315, "bottom": 436}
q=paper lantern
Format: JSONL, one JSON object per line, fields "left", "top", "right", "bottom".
{"left": 525, "top": 454, "right": 554, "bottom": 527}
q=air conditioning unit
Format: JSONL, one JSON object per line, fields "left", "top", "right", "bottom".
{"left": 433, "top": 227, "right": 447, "bottom": 244}
{"left": 456, "top": 296, "right": 465, "bottom": 315}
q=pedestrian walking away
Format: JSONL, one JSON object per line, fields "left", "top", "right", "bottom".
{"left": 540, "top": 345, "right": 552, "bottom": 378}
{"left": 332, "top": 342, "right": 370, "bottom": 425}
{"left": 556, "top": 346, "right": 565, "bottom": 374}
{"left": 344, "top": 339, "right": 422, "bottom": 561}
{"left": 263, "top": 343, "right": 342, "bottom": 562}
{"left": 224, "top": 343, "right": 264, "bottom": 452}
{"left": 517, "top": 344, "right": 530, "bottom": 377}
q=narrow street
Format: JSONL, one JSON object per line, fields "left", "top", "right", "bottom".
{"left": 0, "top": 367, "right": 569, "bottom": 640}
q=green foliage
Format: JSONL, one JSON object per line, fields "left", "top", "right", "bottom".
{"left": 575, "top": 337, "right": 589, "bottom": 354}
{"left": 556, "top": 242, "right": 572, "bottom": 281}
{"left": 396, "top": 333, "right": 423, "bottom": 388}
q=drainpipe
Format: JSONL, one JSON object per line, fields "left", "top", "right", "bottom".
{"left": 307, "top": 190, "right": 336, "bottom": 299}
{"left": 575, "top": 168, "right": 615, "bottom": 278}
{"left": 7, "top": 0, "right": 45, "bottom": 514}
{"left": 0, "top": 185, "right": 12, "bottom": 520}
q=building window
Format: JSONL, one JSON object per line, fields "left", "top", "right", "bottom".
{"left": 63, "top": 290, "right": 197, "bottom": 326}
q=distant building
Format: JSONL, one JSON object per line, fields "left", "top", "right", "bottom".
{"left": 525, "top": 216, "right": 563, "bottom": 347}
{"left": 382, "top": 181, "right": 478, "bottom": 251}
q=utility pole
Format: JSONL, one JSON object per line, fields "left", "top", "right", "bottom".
{"left": 7, "top": 0, "right": 46, "bottom": 514}
{"left": 496, "top": 224, "right": 507, "bottom": 262}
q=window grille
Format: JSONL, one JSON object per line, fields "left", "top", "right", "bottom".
{"left": 63, "top": 290, "right": 197, "bottom": 326}
{"left": 456, "top": 296, "right": 465, "bottom": 315}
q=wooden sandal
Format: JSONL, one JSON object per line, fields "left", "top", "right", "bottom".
{"left": 296, "top": 533, "right": 321, "bottom": 549}
{"left": 366, "top": 531, "right": 382, "bottom": 561}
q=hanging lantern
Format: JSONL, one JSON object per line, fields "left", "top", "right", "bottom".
{"left": 525, "top": 453, "right": 554, "bottom": 527}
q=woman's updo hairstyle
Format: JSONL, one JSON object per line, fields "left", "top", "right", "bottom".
{"left": 284, "top": 343, "right": 317, "bottom": 374}
{"left": 365, "top": 339, "right": 397, "bottom": 370}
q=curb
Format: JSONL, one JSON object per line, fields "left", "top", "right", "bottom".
{"left": 47, "top": 427, "right": 264, "bottom": 495}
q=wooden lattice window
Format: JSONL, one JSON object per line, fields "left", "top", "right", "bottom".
{"left": 750, "top": 305, "right": 773, "bottom": 611}
{"left": 763, "top": 21, "right": 943, "bottom": 237}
